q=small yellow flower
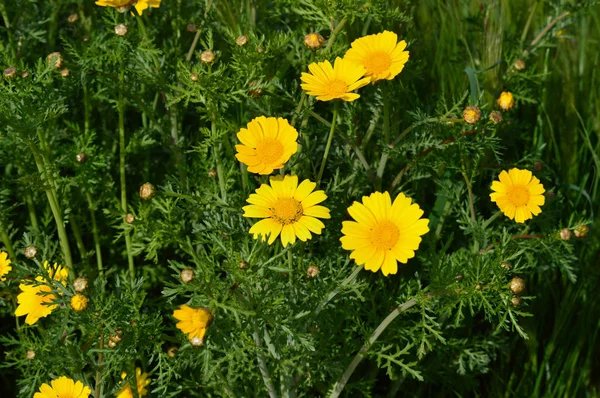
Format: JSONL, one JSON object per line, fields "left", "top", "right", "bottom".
{"left": 300, "top": 57, "right": 371, "bottom": 102}
{"left": 235, "top": 116, "right": 298, "bottom": 175}
{"left": 243, "top": 175, "right": 330, "bottom": 247}
{"left": 116, "top": 368, "right": 151, "bottom": 398}
{"left": 34, "top": 376, "right": 91, "bottom": 398}
{"left": 95, "top": 0, "right": 161, "bottom": 15}
{"left": 173, "top": 305, "right": 212, "bottom": 344}
{"left": 497, "top": 91, "right": 515, "bottom": 111}
{"left": 0, "top": 251, "right": 12, "bottom": 281}
{"left": 462, "top": 106, "right": 481, "bottom": 125}
{"left": 304, "top": 33, "right": 325, "bottom": 50}
{"left": 340, "top": 192, "right": 429, "bottom": 276}
{"left": 490, "top": 168, "right": 545, "bottom": 223}
{"left": 70, "top": 294, "right": 89, "bottom": 312}
{"left": 15, "top": 261, "right": 69, "bottom": 325}
{"left": 344, "top": 30, "right": 409, "bottom": 83}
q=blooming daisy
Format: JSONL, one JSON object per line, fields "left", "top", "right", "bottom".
{"left": 344, "top": 31, "right": 409, "bottom": 82}
{"left": 0, "top": 251, "right": 11, "bottom": 281}
{"left": 235, "top": 116, "right": 298, "bottom": 175}
{"left": 116, "top": 368, "right": 151, "bottom": 398}
{"left": 243, "top": 175, "right": 330, "bottom": 247}
{"left": 15, "top": 261, "right": 69, "bottom": 325}
{"left": 300, "top": 57, "right": 371, "bottom": 101}
{"left": 173, "top": 305, "right": 212, "bottom": 345}
{"left": 340, "top": 192, "right": 429, "bottom": 276}
{"left": 497, "top": 91, "right": 514, "bottom": 111}
{"left": 95, "top": 0, "right": 161, "bottom": 15}
{"left": 34, "top": 376, "right": 91, "bottom": 398}
{"left": 490, "top": 168, "right": 545, "bottom": 223}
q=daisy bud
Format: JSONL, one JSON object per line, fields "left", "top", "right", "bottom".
{"left": 304, "top": 33, "right": 325, "bottom": 50}
{"left": 475, "top": 283, "right": 482, "bottom": 291}
{"left": 26, "top": 350, "right": 36, "bottom": 360}
{"left": 60, "top": 68, "right": 70, "bottom": 78}
{"left": 511, "top": 296, "right": 522, "bottom": 307}
{"left": 509, "top": 277, "right": 525, "bottom": 295}
{"left": 463, "top": 106, "right": 481, "bottom": 125}
{"left": 3, "top": 66, "right": 17, "bottom": 79}
{"left": 139, "top": 183, "right": 155, "bottom": 200}
{"left": 455, "top": 274, "right": 463, "bottom": 281}
{"left": 83, "top": 35, "right": 90, "bottom": 42}
{"left": 180, "top": 269, "right": 194, "bottom": 283}
{"left": 200, "top": 50, "right": 215, "bottom": 64}
{"left": 257, "top": 46, "right": 264, "bottom": 53}
{"left": 574, "top": 225, "right": 589, "bottom": 239}
{"left": 21, "top": 71, "right": 30, "bottom": 78}
{"left": 70, "top": 294, "right": 88, "bottom": 312}
{"left": 67, "top": 14, "right": 79, "bottom": 24}
{"left": 489, "top": 110, "right": 503, "bottom": 124}
{"left": 533, "top": 161, "right": 543, "bottom": 171}
{"left": 114, "top": 24, "right": 128, "bottom": 37}
{"left": 190, "top": 72, "right": 199, "bottom": 82}
{"left": 248, "top": 80, "right": 263, "bottom": 98}
{"left": 207, "top": 169, "right": 217, "bottom": 178}
{"left": 186, "top": 24, "right": 197, "bottom": 32}
{"left": 236, "top": 35, "right": 248, "bottom": 46}
{"left": 238, "top": 260, "right": 249, "bottom": 270}
{"left": 125, "top": 213, "right": 135, "bottom": 224}
{"left": 497, "top": 91, "right": 515, "bottom": 111}
{"left": 47, "top": 52, "right": 63, "bottom": 69}
{"left": 513, "top": 59, "right": 526, "bottom": 71}
{"left": 559, "top": 228, "right": 571, "bottom": 241}
{"left": 76, "top": 152, "right": 87, "bottom": 163}
{"left": 500, "top": 261, "right": 512, "bottom": 270}
{"left": 24, "top": 245, "right": 38, "bottom": 259}
{"left": 190, "top": 336, "right": 204, "bottom": 346}
{"left": 73, "top": 277, "right": 88, "bottom": 292}
{"left": 306, "top": 265, "right": 319, "bottom": 278}
{"left": 107, "top": 339, "right": 118, "bottom": 349}
{"left": 167, "top": 346, "right": 178, "bottom": 357}
{"left": 109, "top": 334, "right": 122, "bottom": 344}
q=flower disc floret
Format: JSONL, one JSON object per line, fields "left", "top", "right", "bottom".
{"left": 490, "top": 168, "right": 545, "bottom": 223}
{"left": 300, "top": 57, "right": 371, "bottom": 101}
{"left": 34, "top": 376, "right": 91, "bottom": 398}
{"left": 340, "top": 192, "right": 429, "bottom": 276}
{"left": 235, "top": 116, "right": 298, "bottom": 175}
{"left": 243, "top": 175, "right": 331, "bottom": 247}
{"left": 0, "top": 251, "right": 12, "bottom": 281}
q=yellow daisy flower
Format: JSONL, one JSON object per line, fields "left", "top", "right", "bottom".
{"left": 300, "top": 57, "right": 371, "bottom": 102}
{"left": 243, "top": 175, "right": 331, "bottom": 247}
{"left": 15, "top": 261, "right": 69, "bottom": 325}
{"left": 497, "top": 91, "right": 515, "bottom": 111}
{"left": 116, "top": 368, "right": 151, "bottom": 398}
{"left": 340, "top": 192, "right": 429, "bottom": 276}
{"left": 344, "top": 30, "right": 410, "bottom": 82}
{"left": 173, "top": 305, "right": 212, "bottom": 344}
{"left": 490, "top": 168, "right": 545, "bottom": 223}
{"left": 70, "top": 294, "right": 89, "bottom": 312}
{"left": 34, "top": 376, "right": 91, "bottom": 398}
{"left": 95, "top": 0, "right": 161, "bottom": 15}
{"left": 0, "top": 251, "right": 12, "bottom": 281}
{"left": 235, "top": 116, "right": 299, "bottom": 175}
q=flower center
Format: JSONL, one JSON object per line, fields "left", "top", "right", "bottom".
{"left": 364, "top": 52, "right": 392, "bottom": 75}
{"left": 507, "top": 185, "right": 530, "bottom": 206}
{"left": 369, "top": 221, "right": 400, "bottom": 251}
{"left": 270, "top": 198, "right": 303, "bottom": 225}
{"left": 327, "top": 79, "right": 348, "bottom": 97}
{"left": 256, "top": 140, "right": 284, "bottom": 164}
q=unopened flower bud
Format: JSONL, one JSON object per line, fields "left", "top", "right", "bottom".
{"left": 207, "top": 169, "right": 217, "bottom": 178}
{"left": 82, "top": 35, "right": 90, "bottom": 42}
{"left": 306, "top": 265, "right": 319, "bottom": 278}
{"left": 109, "top": 334, "right": 122, "bottom": 344}
{"left": 235, "top": 35, "right": 248, "bottom": 46}
{"left": 200, "top": 50, "right": 215, "bottom": 64}
{"left": 3, "top": 66, "right": 17, "bottom": 79}
{"left": 559, "top": 228, "right": 571, "bottom": 241}
{"left": 107, "top": 339, "right": 118, "bottom": 349}
{"left": 180, "top": 269, "right": 194, "bottom": 283}
{"left": 500, "top": 261, "right": 512, "bottom": 270}
{"left": 24, "top": 245, "right": 38, "bottom": 259}
{"left": 47, "top": 52, "right": 63, "bottom": 69}
{"left": 190, "top": 336, "right": 204, "bottom": 346}
{"left": 73, "top": 277, "right": 88, "bottom": 292}
{"left": 70, "top": 294, "right": 88, "bottom": 312}
{"left": 574, "top": 225, "right": 589, "bottom": 239}
{"left": 60, "top": 68, "right": 70, "bottom": 78}
{"left": 115, "top": 24, "right": 128, "bottom": 37}
{"left": 125, "top": 213, "right": 135, "bottom": 224}
{"left": 533, "top": 161, "right": 543, "bottom": 171}
{"left": 21, "top": 71, "right": 30, "bottom": 78}
{"left": 475, "top": 283, "right": 482, "bottom": 291}
{"left": 509, "top": 277, "right": 525, "bottom": 295}
{"left": 304, "top": 33, "right": 325, "bottom": 50}
{"left": 190, "top": 72, "right": 199, "bottom": 82}
{"left": 167, "top": 346, "right": 178, "bottom": 357}
{"left": 511, "top": 296, "right": 522, "bottom": 307}
{"left": 489, "top": 110, "right": 503, "bottom": 124}
{"left": 513, "top": 59, "right": 526, "bottom": 71}
{"left": 256, "top": 46, "right": 264, "bottom": 53}
{"left": 186, "top": 24, "right": 197, "bottom": 32}
{"left": 26, "top": 350, "right": 36, "bottom": 360}
{"left": 139, "top": 183, "right": 155, "bottom": 200}
{"left": 497, "top": 91, "right": 515, "bottom": 111}
{"left": 67, "top": 14, "right": 79, "bottom": 24}
{"left": 76, "top": 152, "right": 87, "bottom": 163}
{"left": 238, "top": 260, "right": 249, "bottom": 270}
{"left": 462, "top": 106, "right": 481, "bottom": 125}
{"left": 248, "top": 80, "right": 263, "bottom": 98}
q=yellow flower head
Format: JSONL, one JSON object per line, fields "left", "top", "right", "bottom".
{"left": 116, "top": 368, "right": 151, "bottom": 398}
{"left": 0, "top": 251, "right": 12, "bottom": 281}
{"left": 300, "top": 57, "right": 371, "bottom": 102}
{"left": 15, "top": 261, "right": 69, "bottom": 325}
{"left": 95, "top": 0, "right": 161, "bottom": 15}
{"left": 344, "top": 30, "right": 409, "bottom": 83}
{"left": 235, "top": 116, "right": 298, "bottom": 175}
{"left": 497, "top": 91, "right": 515, "bottom": 111}
{"left": 243, "top": 175, "right": 331, "bottom": 247}
{"left": 341, "top": 192, "right": 429, "bottom": 276}
{"left": 70, "top": 294, "right": 89, "bottom": 312}
{"left": 173, "top": 305, "right": 212, "bottom": 344}
{"left": 34, "top": 376, "right": 91, "bottom": 398}
{"left": 490, "top": 168, "right": 545, "bottom": 223}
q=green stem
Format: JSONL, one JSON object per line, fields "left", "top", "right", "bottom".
{"left": 316, "top": 103, "right": 339, "bottom": 185}
{"left": 25, "top": 192, "right": 40, "bottom": 233}
{"left": 376, "top": 92, "right": 391, "bottom": 189}
{"left": 215, "top": 368, "right": 237, "bottom": 398}
{"left": 70, "top": 216, "right": 88, "bottom": 265}
{"left": 329, "top": 298, "right": 418, "bottom": 398}
{"left": 324, "top": 16, "right": 348, "bottom": 52}
{"left": 313, "top": 265, "right": 362, "bottom": 317}
{"left": 212, "top": 115, "right": 227, "bottom": 201}
{"left": 0, "top": 223, "right": 16, "bottom": 261}
{"left": 252, "top": 325, "right": 278, "bottom": 398}
{"left": 86, "top": 192, "right": 104, "bottom": 278}
{"left": 482, "top": 211, "right": 502, "bottom": 230}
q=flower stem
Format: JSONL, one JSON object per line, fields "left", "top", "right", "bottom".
{"left": 86, "top": 192, "right": 104, "bottom": 279}
{"left": 212, "top": 115, "right": 227, "bottom": 201}
{"left": 376, "top": 91, "right": 391, "bottom": 189}
{"left": 252, "top": 325, "right": 278, "bottom": 398}
{"left": 329, "top": 298, "right": 418, "bottom": 398}
{"left": 324, "top": 16, "right": 348, "bottom": 52}
{"left": 94, "top": 336, "right": 104, "bottom": 398}
{"left": 316, "top": 103, "right": 339, "bottom": 185}
{"left": 313, "top": 265, "right": 362, "bottom": 317}
{"left": 482, "top": 211, "right": 502, "bottom": 230}
{"left": 0, "top": 222, "right": 16, "bottom": 261}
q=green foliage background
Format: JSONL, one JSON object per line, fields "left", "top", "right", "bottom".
{"left": 0, "top": 0, "right": 599, "bottom": 396}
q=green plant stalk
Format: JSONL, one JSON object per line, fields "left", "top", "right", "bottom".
{"left": 316, "top": 103, "right": 339, "bottom": 185}
{"left": 212, "top": 116, "right": 227, "bottom": 200}
{"left": 215, "top": 368, "right": 237, "bottom": 398}
{"left": 324, "top": 16, "right": 348, "bottom": 52}
{"left": 70, "top": 216, "right": 88, "bottom": 265}
{"left": 252, "top": 325, "right": 278, "bottom": 398}
{"left": 25, "top": 192, "right": 40, "bottom": 233}
{"left": 313, "top": 265, "right": 362, "bottom": 317}
{"left": 376, "top": 92, "right": 391, "bottom": 189}
{"left": 0, "top": 222, "right": 16, "bottom": 261}
{"left": 330, "top": 298, "right": 418, "bottom": 398}
{"left": 118, "top": 67, "right": 135, "bottom": 286}
{"left": 86, "top": 192, "right": 104, "bottom": 278}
